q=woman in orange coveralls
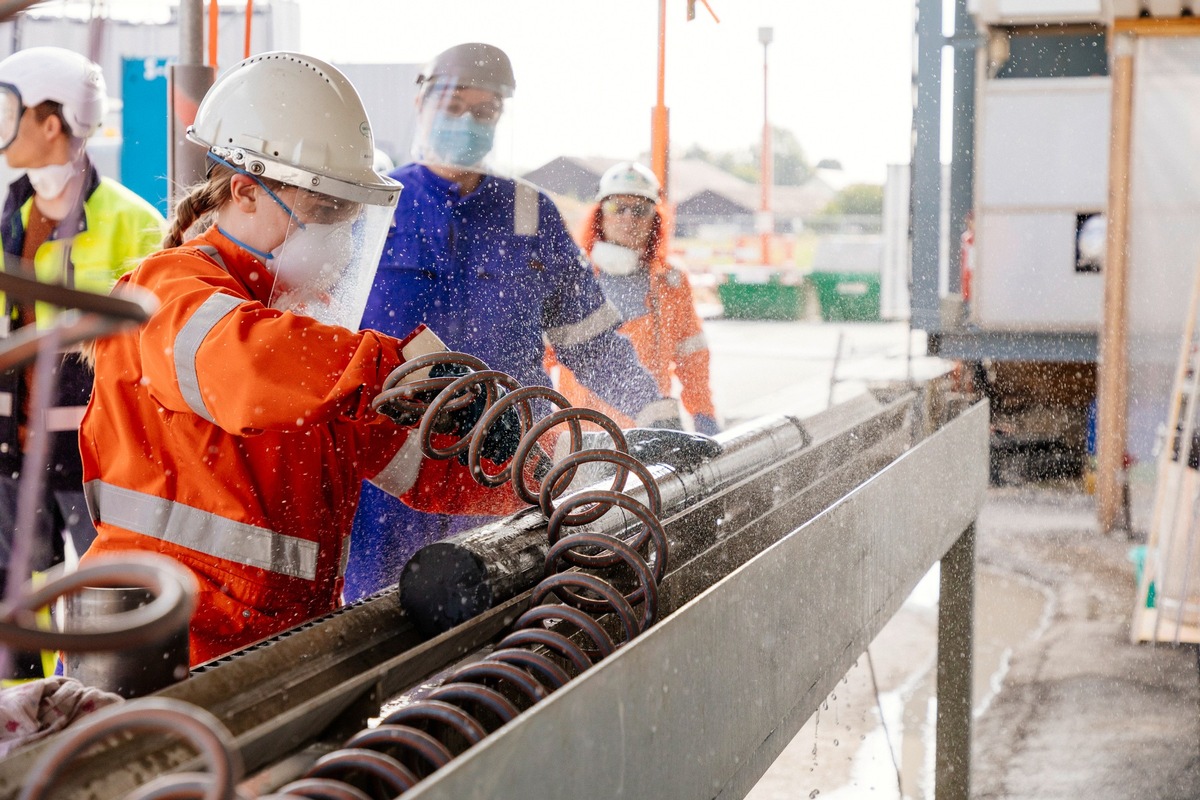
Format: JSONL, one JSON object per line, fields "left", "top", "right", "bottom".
{"left": 548, "top": 162, "right": 720, "bottom": 435}
{"left": 78, "top": 52, "right": 521, "bottom": 665}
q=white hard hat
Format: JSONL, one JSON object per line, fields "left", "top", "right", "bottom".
{"left": 418, "top": 42, "right": 515, "bottom": 98}
{"left": 372, "top": 147, "right": 396, "bottom": 174}
{"left": 0, "top": 47, "right": 107, "bottom": 140}
{"left": 187, "top": 51, "right": 399, "bottom": 207}
{"left": 598, "top": 161, "right": 661, "bottom": 203}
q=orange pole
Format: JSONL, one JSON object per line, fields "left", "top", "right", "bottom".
{"left": 243, "top": 0, "right": 253, "bottom": 58}
{"left": 760, "top": 32, "right": 772, "bottom": 265}
{"left": 207, "top": 0, "right": 219, "bottom": 69}
{"left": 650, "top": 0, "right": 670, "bottom": 200}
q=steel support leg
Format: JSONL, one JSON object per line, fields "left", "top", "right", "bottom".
{"left": 936, "top": 522, "right": 975, "bottom": 800}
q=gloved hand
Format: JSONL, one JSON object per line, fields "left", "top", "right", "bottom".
{"left": 692, "top": 413, "right": 721, "bottom": 437}
{"left": 376, "top": 362, "right": 522, "bottom": 464}
{"left": 455, "top": 386, "right": 523, "bottom": 465}
{"left": 623, "top": 428, "right": 723, "bottom": 472}
{"left": 427, "top": 363, "right": 523, "bottom": 465}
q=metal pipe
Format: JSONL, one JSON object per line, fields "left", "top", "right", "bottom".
{"left": 399, "top": 392, "right": 915, "bottom": 635}
{"left": 179, "top": 0, "right": 204, "bottom": 66}
{"left": 168, "top": 0, "right": 214, "bottom": 213}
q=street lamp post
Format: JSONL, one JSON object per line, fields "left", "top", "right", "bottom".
{"left": 651, "top": 0, "right": 671, "bottom": 198}
{"left": 758, "top": 26, "right": 773, "bottom": 266}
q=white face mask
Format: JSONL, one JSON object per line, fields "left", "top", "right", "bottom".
{"left": 590, "top": 240, "right": 641, "bottom": 277}
{"left": 270, "top": 222, "right": 354, "bottom": 292}
{"left": 26, "top": 161, "right": 76, "bottom": 199}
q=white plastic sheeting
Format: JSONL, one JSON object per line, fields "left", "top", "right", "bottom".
{"left": 1125, "top": 36, "right": 1200, "bottom": 530}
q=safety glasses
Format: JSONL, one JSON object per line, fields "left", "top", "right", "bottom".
{"left": 601, "top": 199, "right": 654, "bottom": 219}
{"left": 0, "top": 83, "right": 24, "bottom": 151}
{"left": 443, "top": 94, "right": 504, "bottom": 123}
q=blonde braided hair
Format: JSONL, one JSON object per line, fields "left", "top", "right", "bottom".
{"left": 162, "top": 164, "right": 236, "bottom": 248}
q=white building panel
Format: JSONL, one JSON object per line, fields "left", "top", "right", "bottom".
{"left": 976, "top": 78, "right": 1110, "bottom": 208}
{"left": 972, "top": 211, "right": 1103, "bottom": 331}
{"left": 970, "top": 0, "right": 1104, "bottom": 24}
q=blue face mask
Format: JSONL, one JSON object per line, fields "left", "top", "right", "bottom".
{"left": 427, "top": 111, "right": 496, "bottom": 167}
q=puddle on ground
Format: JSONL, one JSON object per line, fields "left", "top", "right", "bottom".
{"left": 744, "top": 566, "right": 1050, "bottom": 800}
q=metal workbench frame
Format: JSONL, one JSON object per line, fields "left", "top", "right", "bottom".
{"left": 402, "top": 401, "right": 988, "bottom": 800}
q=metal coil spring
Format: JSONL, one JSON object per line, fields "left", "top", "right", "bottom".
{"left": 287, "top": 351, "right": 671, "bottom": 799}
{"left": 13, "top": 351, "right": 670, "bottom": 800}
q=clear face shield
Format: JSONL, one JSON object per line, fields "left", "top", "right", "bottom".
{"left": 0, "top": 83, "right": 22, "bottom": 150}
{"left": 267, "top": 186, "right": 395, "bottom": 331}
{"left": 410, "top": 80, "right": 518, "bottom": 177}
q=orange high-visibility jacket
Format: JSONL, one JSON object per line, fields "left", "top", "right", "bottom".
{"left": 547, "top": 202, "right": 716, "bottom": 427}
{"left": 80, "top": 228, "right": 521, "bottom": 665}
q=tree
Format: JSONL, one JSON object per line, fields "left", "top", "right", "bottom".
{"left": 823, "top": 183, "right": 885, "bottom": 216}
{"left": 756, "top": 126, "right": 811, "bottom": 186}
{"left": 683, "top": 125, "right": 813, "bottom": 186}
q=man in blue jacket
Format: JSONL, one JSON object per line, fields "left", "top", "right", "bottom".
{"left": 346, "top": 42, "right": 680, "bottom": 600}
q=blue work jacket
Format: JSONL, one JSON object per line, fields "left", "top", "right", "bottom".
{"left": 362, "top": 164, "right": 664, "bottom": 417}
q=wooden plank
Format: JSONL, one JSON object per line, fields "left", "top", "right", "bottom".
{"left": 1097, "top": 32, "right": 1135, "bottom": 533}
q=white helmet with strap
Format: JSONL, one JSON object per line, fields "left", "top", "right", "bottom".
{"left": 187, "top": 51, "right": 401, "bottom": 330}
{"left": 0, "top": 47, "right": 107, "bottom": 146}
{"left": 598, "top": 161, "right": 661, "bottom": 203}
{"left": 188, "top": 51, "right": 399, "bottom": 208}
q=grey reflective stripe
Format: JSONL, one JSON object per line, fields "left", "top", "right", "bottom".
{"left": 368, "top": 433, "right": 424, "bottom": 498}
{"left": 0, "top": 391, "right": 12, "bottom": 417}
{"left": 84, "top": 479, "right": 319, "bottom": 581}
{"left": 635, "top": 398, "right": 680, "bottom": 426}
{"left": 195, "top": 245, "right": 228, "bottom": 271}
{"left": 544, "top": 302, "right": 621, "bottom": 349}
{"left": 339, "top": 534, "right": 351, "bottom": 578}
{"left": 676, "top": 332, "right": 708, "bottom": 358}
{"left": 175, "top": 293, "right": 244, "bottom": 424}
{"left": 44, "top": 405, "right": 87, "bottom": 432}
{"left": 514, "top": 181, "right": 539, "bottom": 236}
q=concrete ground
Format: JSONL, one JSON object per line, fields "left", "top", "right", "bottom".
{"left": 702, "top": 318, "right": 1200, "bottom": 799}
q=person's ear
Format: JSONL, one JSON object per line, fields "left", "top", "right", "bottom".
{"left": 229, "top": 174, "right": 259, "bottom": 213}
{"left": 38, "top": 112, "right": 63, "bottom": 143}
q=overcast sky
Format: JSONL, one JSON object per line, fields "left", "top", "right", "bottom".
{"left": 295, "top": 0, "right": 916, "bottom": 184}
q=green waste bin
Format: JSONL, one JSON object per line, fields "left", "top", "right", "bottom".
{"left": 809, "top": 271, "right": 881, "bottom": 322}
{"left": 717, "top": 273, "right": 806, "bottom": 321}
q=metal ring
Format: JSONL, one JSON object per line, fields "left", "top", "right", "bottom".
{"left": 487, "top": 647, "right": 573, "bottom": 691}
{"left": 274, "top": 778, "right": 374, "bottom": 800}
{"left": 545, "top": 531, "right": 661, "bottom": 629}
{"left": 424, "top": 683, "right": 521, "bottom": 730}
{"left": 303, "top": 748, "right": 417, "bottom": 796}
{"left": 465, "top": 384, "right": 555, "bottom": 487}
{"left": 514, "top": 603, "right": 617, "bottom": 659}
{"left": 344, "top": 724, "right": 455, "bottom": 772}
{"left": 417, "top": 370, "right": 519, "bottom": 460}
{"left": 17, "top": 698, "right": 238, "bottom": 800}
{"left": 379, "top": 700, "right": 489, "bottom": 746}
{"left": 445, "top": 660, "right": 549, "bottom": 708}
{"left": 530, "top": 571, "right": 641, "bottom": 643}
{"left": 0, "top": 553, "right": 196, "bottom": 653}
{"left": 496, "top": 627, "right": 593, "bottom": 675}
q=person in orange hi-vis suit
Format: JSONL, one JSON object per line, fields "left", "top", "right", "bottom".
{"left": 78, "top": 52, "right": 523, "bottom": 666}
{"left": 547, "top": 162, "right": 720, "bottom": 435}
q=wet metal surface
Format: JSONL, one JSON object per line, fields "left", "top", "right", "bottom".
{"left": 400, "top": 403, "right": 987, "bottom": 800}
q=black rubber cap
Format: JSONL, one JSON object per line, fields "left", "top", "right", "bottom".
{"left": 398, "top": 542, "right": 493, "bottom": 636}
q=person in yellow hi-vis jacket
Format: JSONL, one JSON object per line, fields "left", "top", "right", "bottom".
{"left": 0, "top": 47, "right": 164, "bottom": 678}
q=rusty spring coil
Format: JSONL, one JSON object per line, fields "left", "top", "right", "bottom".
{"left": 279, "top": 351, "right": 671, "bottom": 799}
{"left": 16, "top": 351, "right": 670, "bottom": 800}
